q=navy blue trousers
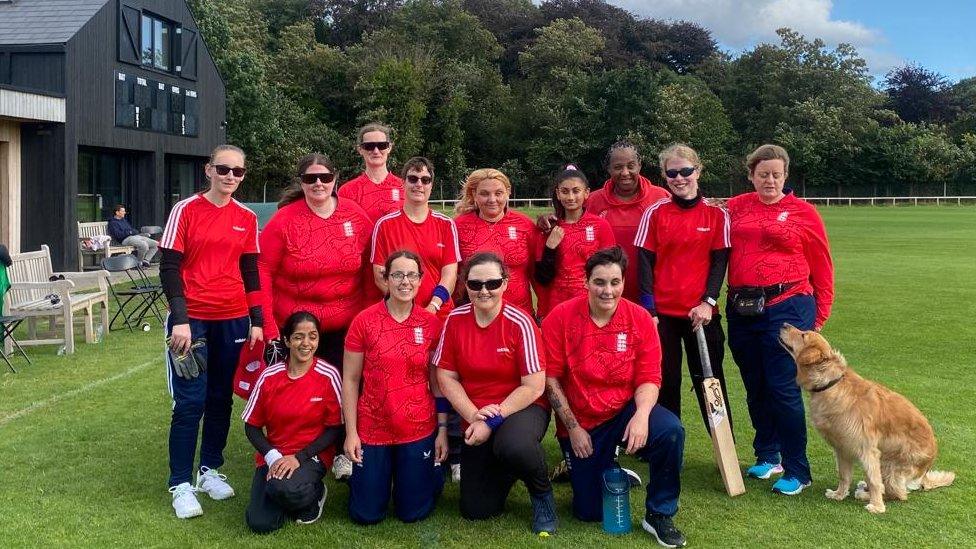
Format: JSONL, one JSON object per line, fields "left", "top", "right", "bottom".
{"left": 348, "top": 432, "right": 441, "bottom": 524}
{"left": 559, "top": 402, "right": 684, "bottom": 520}
{"left": 726, "top": 293, "right": 815, "bottom": 483}
{"left": 165, "top": 314, "right": 250, "bottom": 487}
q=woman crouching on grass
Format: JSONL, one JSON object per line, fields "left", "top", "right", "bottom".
{"left": 342, "top": 250, "right": 448, "bottom": 524}
{"left": 242, "top": 311, "right": 343, "bottom": 533}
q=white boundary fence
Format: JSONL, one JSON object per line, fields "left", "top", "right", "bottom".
{"left": 430, "top": 196, "right": 976, "bottom": 209}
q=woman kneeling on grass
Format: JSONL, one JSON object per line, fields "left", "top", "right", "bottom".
{"left": 342, "top": 250, "right": 448, "bottom": 524}
{"left": 242, "top": 311, "right": 343, "bottom": 533}
{"left": 434, "top": 252, "right": 557, "bottom": 535}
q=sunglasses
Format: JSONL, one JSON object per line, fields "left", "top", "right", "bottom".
{"left": 301, "top": 172, "right": 336, "bottom": 184}
{"left": 360, "top": 141, "right": 391, "bottom": 152}
{"left": 665, "top": 167, "right": 696, "bottom": 179}
{"left": 466, "top": 278, "right": 505, "bottom": 292}
{"left": 406, "top": 175, "right": 433, "bottom": 186}
{"left": 213, "top": 164, "right": 246, "bottom": 178}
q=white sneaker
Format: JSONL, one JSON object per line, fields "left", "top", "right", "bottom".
{"left": 332, "top": 454, "right": 353, "bottom": 481}
{"left": 296, "top": 485, "right": 328, "bottom": 525}
{"left": 169, "top": 482, "right": 203, "bottom": 519}
{"left": 196, "top": 466, "right": 235, "bottom": 500}
{"left": 451, "top": 463, "right": 461, "bottom": 483}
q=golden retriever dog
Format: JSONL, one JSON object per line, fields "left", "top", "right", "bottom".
{"left": 779, "top": 323, "right": 954, "bottom": 513}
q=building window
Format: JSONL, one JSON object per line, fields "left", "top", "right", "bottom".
{"left": 141, "top": 13, "right": 173, "bottom": 71}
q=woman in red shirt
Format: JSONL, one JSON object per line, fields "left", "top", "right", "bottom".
{"left": 634, "top": 144, "right": 733, "bottom": 433}
{"left": 342, "top": 250, "right": 448, "bottom": 524}
{"left": 726, "top": 144, "right": 834, "bottom": 496}
{"left": 258, "top": 153, "right": 372, "bottom": 370}
{"left": 534, "top": 166, "right": 615, "bottom": 318}
{"left": 434, "top": 252, "right": 556, "bottom": 535}
{"left": 242, "top": 311, "right": 343, "bottom": 533}
{"left": 337, "top": 122, "right": 404, "bottom": 222}
{"left": 543, "top": 246, "right": 686, "bottom": 548}
{"left": 454, "top": 168, "right": 537, "bottom": 314}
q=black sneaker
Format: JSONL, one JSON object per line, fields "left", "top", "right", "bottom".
{"left": 529, "top": 490, "right": 558, "bottom": 536}
{"left": 642, "top": 513, "right": 687, "bottom": 548}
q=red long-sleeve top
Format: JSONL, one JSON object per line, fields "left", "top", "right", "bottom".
{"left": 727, "top": 192, "right": 834, "bottom": 328}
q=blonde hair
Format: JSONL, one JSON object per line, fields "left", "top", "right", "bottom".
{"left": 746, "top": 144, "right": 790, "bottom": 175}
{"left": 658, "top": 143, "right": 702, "bottom": 172}
{"left": 455, "top": 168, "right": 512, "bottom": 215}
{"left": 208, "top": 144, "right": 245, "bottom": 163}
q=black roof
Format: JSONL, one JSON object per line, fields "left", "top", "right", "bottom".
{"left": 0, "top": 0, "right": 110, "bottom": 45}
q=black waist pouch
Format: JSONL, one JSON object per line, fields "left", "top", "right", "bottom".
{"left": 731, "top": 287, "right": 765, "bottom": 316}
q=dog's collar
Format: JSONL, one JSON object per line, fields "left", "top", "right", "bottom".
{"left": 810, "top": 375, "right": 844, "bottom": 393}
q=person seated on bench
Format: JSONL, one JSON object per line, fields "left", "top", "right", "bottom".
{"left": 108, "top": 204, "right": 159, "bottom": 266}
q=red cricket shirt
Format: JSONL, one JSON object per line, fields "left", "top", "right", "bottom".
{"left": 433, "top": 303, "right": 546, "bottom": 416}
{"left": 241, "top": 359, "right": 343, "bottom": 467}
{"left": 727, "top": 191, "right": 834, "bottom": 328}
{"left": 586, "top": 175, "right": 670, "bottom": 302}
{"left": 633, "top": 197, "right": 730, "bottom": 317}
{"left": 337, "top": 172, "right": 405, "bottom": 222}
{"left": 542, "top": 296, "right": 662, "bottom": 436}
{"left": 344, "top": 301, "right": 441, "bottom": 445}
{"left": 160, "top": 194, "right": 260, "bottom": 320}
{"left": 454, "top": 210, "right": 537, "bottom": 314}
{"left": 370, "top": 209, "right": 461, "bottom": 314}
{"left": 535, "top": 211, "right": 615, "bottom": 317}
{"left": 258, "top": 198, "right": 373, "bottom": 339}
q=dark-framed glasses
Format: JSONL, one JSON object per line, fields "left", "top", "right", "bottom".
{"left": 665, "top": 167, "right": 696, "bottom": 179}
{"left": 213, "top": 164, "right": 246, "bottom": 177}
{"left": 406, "top": 175, "right": 433, "bottom": 186}
{"left": 301, "top": 172, "right": 336, "bottom": 184}
{"left": 466, "top": 278, "right": 505, "bottom": 292}
{"left": 389, "top": 271, "right": 421, "bottom": 282}
{"left": 360, "top": 141, "right": 391, "bottom": 152}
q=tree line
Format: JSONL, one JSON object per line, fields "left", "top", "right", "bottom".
{"left": 187, "top": 0, "right": 976, "bottom": 201}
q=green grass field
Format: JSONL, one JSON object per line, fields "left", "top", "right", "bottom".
{"left": 1, "top": 206, "right": 973, "bottom": 548}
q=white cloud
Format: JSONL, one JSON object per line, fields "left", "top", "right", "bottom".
{"left": 605, "top": 0, "right": 900, "bottom": 75}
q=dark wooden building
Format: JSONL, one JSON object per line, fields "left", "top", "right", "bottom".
{"left": 0, "top": 0, "right": 225, "bottom": 269}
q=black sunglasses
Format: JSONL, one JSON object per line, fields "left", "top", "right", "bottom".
{"left": 360, "top": 141, "right": 391, "bottom": 152}
{"left": 406, "top": 174, "right": 433, "bottom": 186}
{"left": 665, "top": 167, "right": 696, "bottom": 179}
{"left": 301, "top": 172, "right": 336, "bottom": 184}
{"left": 466, "top": 278, "right": 505, "bottom": 292}
{"left": 213, "top": 164, "right": 246, "bottom": 178}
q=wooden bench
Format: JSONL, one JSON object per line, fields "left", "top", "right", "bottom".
{"left": 4, "top": 245, "right": 110, "bottom": 355}
{"left": 78, "top": 221, "right": 135, "bottom": 271}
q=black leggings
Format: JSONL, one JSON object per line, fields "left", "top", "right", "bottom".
{"left": 245, "top": 460, "right": 326, "bottom": 533}
{"left": 656, "top": 314, "right": 734, "bottom": 436}
{"left": 459, "top": 404, "right": 551, "bottom": 520}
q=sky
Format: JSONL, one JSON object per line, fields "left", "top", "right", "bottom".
{"left": 605, "top": 0, "right": 976, "bottom": 83}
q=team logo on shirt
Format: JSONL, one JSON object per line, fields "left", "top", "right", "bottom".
{"left": 496, "top": 347, "right": 511, "bottom": 353}
{"left": 232, "top": 226, "right": 246, "bottom": 232}
{"left": 616, "top": 333, "right": 628, "bottom": 352}
{"left": 508, "top": 226, "right": 518, "bottom": 240}
{"left": 244, "top": 360, "right": 261, "bottom": 372}
{"left": 343, "top": 221, "right": 354, "bottom": 237}
{"left": 696, "top": 227, "right": 711, "bottom": 232}
{"left": 585, "top": 226, "right": 595, "bottom": 242}
{"left": 413, "top": 327, "right": 425, "bottom": 344}
{"left": 777, "top": 211, "right": 790, "bottom": 222}
{"left": 392, "top": 189, "right": 400, "bottom": 201}
{"left": 310, "top": 397, "right": 323, "bottom": 402}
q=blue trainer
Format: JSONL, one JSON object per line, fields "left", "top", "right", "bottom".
{"left": 772, "top": 476, "right": 811, "bottom": 495}
{"left": 746, "top": 462, "right": 784, "bottom": 479}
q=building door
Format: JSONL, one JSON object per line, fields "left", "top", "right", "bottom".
{"left": 165, "top": 155, "right": 206, "bottom": 216}
{"left": 77, "top": 148, "right": 132, "bottom": 222}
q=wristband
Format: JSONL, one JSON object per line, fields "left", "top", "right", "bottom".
{"left": 264, "top": 449, "right": 283, "bottom": 467}
{"left": 432, "top": 285, "right": 451, "bottom": 304}
{"left": 435, "top": 397, "right": 452, "bottom": 413}
{"left": 484, "top": 413, "right": 505, "bottom": 431}
{"left": 639, "top": 293, "right": 656, "bottom": 314}
{"left": 437, "top": 422, "right": 449, "bottom": 429}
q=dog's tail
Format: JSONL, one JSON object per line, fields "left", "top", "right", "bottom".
{"left": 913, "top": 470, "right": 955, "bottom": 491}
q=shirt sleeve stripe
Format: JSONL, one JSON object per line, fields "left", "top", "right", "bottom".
{"left": 160, "top": 195, "right": 196, "bottom": 249}
{"left": 633, "top": 198, "right": 669, "bottom": 248}
{"left": 502, "top": 305, "right": 541, "bottom": 374}
{"left": 369, "top": 211, "right": 399, "bottom": 264}
{"left": 433, "top": 212, "right": 462, "bottom": 262}
{"left": 432, "top": 304, "right": 471, "bottom": 365}
{"left": 240, "top": 364, "right": 286, "bottom": 422}
{"left": 314, "top": 359, "right": 343, "bottom": 408}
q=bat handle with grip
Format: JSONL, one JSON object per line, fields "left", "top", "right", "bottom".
{"left": 695, "top": 326, "right": 714, "bottom": 379}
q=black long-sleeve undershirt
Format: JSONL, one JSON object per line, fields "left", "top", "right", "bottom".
{"left": 703, "top": 248, "right": 730, "bottom": 303}
{"left": 245, "top": 423, "right": 343, "bottom": 463}
{"left": 534, "top": 246, "right": 557, "bottom": 285}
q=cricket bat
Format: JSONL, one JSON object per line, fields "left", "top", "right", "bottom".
{"left": 695, "top": 326, "right": 745, "bottom": 497}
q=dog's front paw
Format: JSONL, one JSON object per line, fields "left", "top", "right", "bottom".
{"left": 865, "top": 502, "right": 886, "bottom": 514}
{"left": 825, "top": 488, "right": 849, "bottom": 501}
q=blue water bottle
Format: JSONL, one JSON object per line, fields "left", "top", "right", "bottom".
{"left": 602, "top": 466, "right": 632, "bottom": 534}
